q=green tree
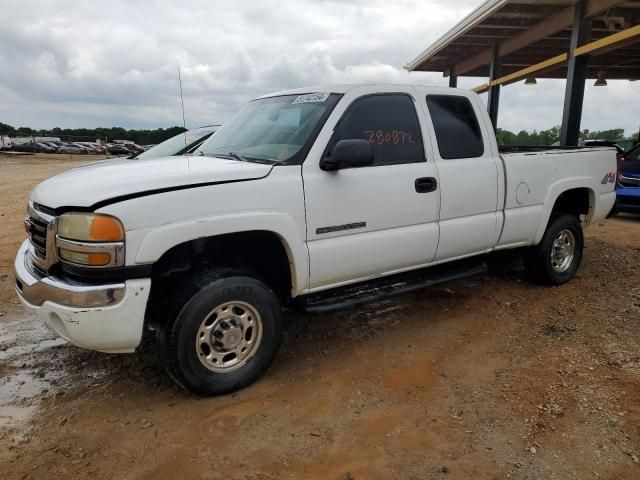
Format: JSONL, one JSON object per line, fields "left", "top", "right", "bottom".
{"left": 580, "top": 128, "right": 624, "bottom": 141}
{"left": 496, "top": 125, "right": 625, "bottom": 146}
{"left": 0, "top": 122, "right": 16, "bottom": 134}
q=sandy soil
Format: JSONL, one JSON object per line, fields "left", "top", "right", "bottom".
{"left": 1, "top": 155, "right": 639, "bottom": 479}
{"left": 0, "top": 155, "right": 91, "bottom": 309}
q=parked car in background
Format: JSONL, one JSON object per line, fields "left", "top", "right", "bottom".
{"left": 13, "top": 142, "right": 54, "bottom": 153}
{"left": 41, "top": 142, "right": 61, "bottom": 151}
{"left": 64, "top": 143, "right": 88, "bottom": 154}
{"left": 5, "top": 139, "right": 111, "bottom": 155}
{"left": 75, "top": 143, "right": 98, "bottom": 154}
{"left": 81, "top": 142, "right": 108, "bottom": 154}
{"left": 56, "top": 143, "right": 85, "bottom": 154}
{"left": 78, "top": 142, "right": 107, "bottom": 154}
{"left": 107, "top": 144, "right": 131, "bottom": 155}
{"left": 37, "top": 143, "right": 57, "bottom": 153}
{"left": 72, "top": 143, "right": 96, "bottom": 154}
{"left": 41, "top": 141, "right": 62, "bottom": 153}
{"left": 615, "top": 142, "right": 640, "bottom": 214}
{"left": 124, "top": 143, "right": 145, "bottom": 154}
{"left": 134, "top": 125, "right": 219, "bottom": 159}
{"left": 43, "top": 141, "right": 63, "bottom": 151}
{"left": 11, "top": 143, "right": 30, "bottom": 153}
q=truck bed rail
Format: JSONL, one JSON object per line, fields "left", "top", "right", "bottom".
{"left": 498, "top": 145, "right": 585, "bottom": 154}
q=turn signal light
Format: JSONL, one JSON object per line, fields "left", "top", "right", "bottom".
{"left": 58, "top": 249, "right": 111, "bottom": 266}
{"left": 90, "top": 216, "right": 123, "bottom": 241}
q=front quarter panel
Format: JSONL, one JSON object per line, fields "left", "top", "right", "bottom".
{"left": 98, "top": 165, "right": 309, "bottom": 295}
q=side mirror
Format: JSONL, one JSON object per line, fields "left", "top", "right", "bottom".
{"left": 320, "top": 139, "right": 374, "bottom": 171}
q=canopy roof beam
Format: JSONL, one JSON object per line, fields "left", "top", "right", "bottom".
{"left": 470, "top": 22, "right": 640, "bottom": 91}
{"left": 474, "top": 53, "right": 569, "bottom": 93}
{"left": 449, "top": 0, "right": 625, "bottom": 77}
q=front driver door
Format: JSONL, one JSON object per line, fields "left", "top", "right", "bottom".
{"left": 302, "top": 87, "right": 441, "bottom": 291}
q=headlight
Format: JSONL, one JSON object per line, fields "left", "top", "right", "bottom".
{"left": 57, "top": 213, "right": 124, "bottom": 242}
{"left": 56, "top": 213, "right": 125, "bottom": 267}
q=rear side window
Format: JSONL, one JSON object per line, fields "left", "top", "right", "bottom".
{"left": 426, "top": 95, "right": 484, "bottom": 159}
{"left": 331, "top": 94, "right": 424, "bottom": 166}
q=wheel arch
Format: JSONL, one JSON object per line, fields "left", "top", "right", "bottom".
{"left": 134, "top": 212, "right": 308, "bottom": 297}
{"left": 534, "top": 181, "right": 596, "bottom": 244}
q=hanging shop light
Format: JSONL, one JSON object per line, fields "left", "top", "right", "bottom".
{"left": 594, "top": 70, "right": 608, "bottom": 86}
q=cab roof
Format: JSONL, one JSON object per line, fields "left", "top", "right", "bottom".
{"left": 256, "top": 83, "right": 461, "bottom": 99}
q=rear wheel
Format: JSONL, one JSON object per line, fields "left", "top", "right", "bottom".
{"left": 158, "top": 269, "right": 283, "bottom": 395}
{"left": 524, "top": 214, "right": 584, "bottom": 285}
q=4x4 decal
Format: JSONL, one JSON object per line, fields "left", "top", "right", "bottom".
{"left": 601, "top": 172, "right": 616, "bottom": 184}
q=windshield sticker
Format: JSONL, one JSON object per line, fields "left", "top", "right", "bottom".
{"left": 292, "top": 92, "right": 330, "bottom": 104}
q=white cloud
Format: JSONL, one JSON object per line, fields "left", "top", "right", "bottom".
{"left": 1, "top": 0, "right": 638, "bottom": 136}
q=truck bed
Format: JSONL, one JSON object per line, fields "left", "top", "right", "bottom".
{"left": 496, "top": 146, "right": 617, "bottom": 249}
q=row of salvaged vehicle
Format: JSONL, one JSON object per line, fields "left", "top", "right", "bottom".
{"left": 11, "top": 141, "right": 146, "bottom": 155}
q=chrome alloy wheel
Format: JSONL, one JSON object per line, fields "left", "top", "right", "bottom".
{"left": 195, "top": 301, "right": 263, "bottom": 373}
{"left": 550, "top": 229, "right": 575, "bottom": 273}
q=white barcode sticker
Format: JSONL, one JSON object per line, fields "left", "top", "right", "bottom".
{"left": 292, "top": 92, "right": 330, "bottom": 104}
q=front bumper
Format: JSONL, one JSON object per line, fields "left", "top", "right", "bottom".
{"left": 14, "top": 240, "right": 151, "bottom": 353}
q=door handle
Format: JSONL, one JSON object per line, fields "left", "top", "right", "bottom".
{"left": 415, "top": 177, "right": 437, "bottom": 193}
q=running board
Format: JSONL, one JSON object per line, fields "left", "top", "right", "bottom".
{"left": 296, "top": 259, "right": 487, "bottom": 314}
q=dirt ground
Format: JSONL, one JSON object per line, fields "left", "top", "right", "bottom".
{"left": 1, "top": 155, "right": 639, "bottom": 479}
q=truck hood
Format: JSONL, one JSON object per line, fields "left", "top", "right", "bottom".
{"left": 31, "top": 156, "right": 273, "bottom": 210}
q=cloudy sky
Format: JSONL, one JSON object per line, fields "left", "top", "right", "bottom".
{"left": 1, "top": 0, "right": 638, "bottom": 135}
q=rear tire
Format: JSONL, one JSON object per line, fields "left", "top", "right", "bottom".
{"left": 524, "top": 214, "right": 583, "bottom": 285}
{"left": 158, "top": 269, "right": 283, "bottom": 395}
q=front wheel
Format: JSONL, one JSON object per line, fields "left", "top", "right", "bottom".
{"left": 159, "top": 270, "right": 283, "bottom": 395}
{"left": 524, "top": 214, "right": 584, "bottom": 285}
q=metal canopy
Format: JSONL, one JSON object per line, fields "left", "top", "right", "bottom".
{"left": 406, "top": 0, "right": 640, "bottom": 81}
{"left": 406, "top": 0, "right": 640, "bottom": 145}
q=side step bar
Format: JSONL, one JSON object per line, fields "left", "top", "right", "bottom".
{"left": 295, "top": 259, "right": 487, "bottom": 314}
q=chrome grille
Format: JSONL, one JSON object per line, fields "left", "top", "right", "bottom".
{"left": 25, "top": 203, "right": 58, "bottom": 272}
{"left": 26, "top": 215, "right": 48, "bottom": 259}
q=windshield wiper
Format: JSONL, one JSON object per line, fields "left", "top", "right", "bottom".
{"left": 226, "top": 152, "right": 275, "bottom": 165}
{"left": 202, "top": 151, "right": 275, "bottom": 164}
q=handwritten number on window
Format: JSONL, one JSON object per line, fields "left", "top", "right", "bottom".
{"left": 364, "top": 130, "right": 415, "bottom": 145}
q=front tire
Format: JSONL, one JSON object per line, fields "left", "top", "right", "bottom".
{"left": 159, "top": 269, "right": 283, "bottom": 395}
{"left": 524, "top": 214, "right": 584, "bottom": 285}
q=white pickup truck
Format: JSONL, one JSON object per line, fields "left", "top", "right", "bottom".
{"left": 15, "top": 84, "right": 617, "bottom": 394}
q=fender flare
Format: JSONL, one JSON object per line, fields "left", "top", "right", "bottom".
{"left": 534, "top": 177, "right": 596, "bottom": 244}
{"left": 134, "top": 211, "right": 308, "bottom": 295}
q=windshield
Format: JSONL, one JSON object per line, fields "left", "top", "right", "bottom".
{"left": 197, "top": 93, "right": 340, "bottom": 163}
{"left": 136, "top": 127, "right": 217, "bottom": 159}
